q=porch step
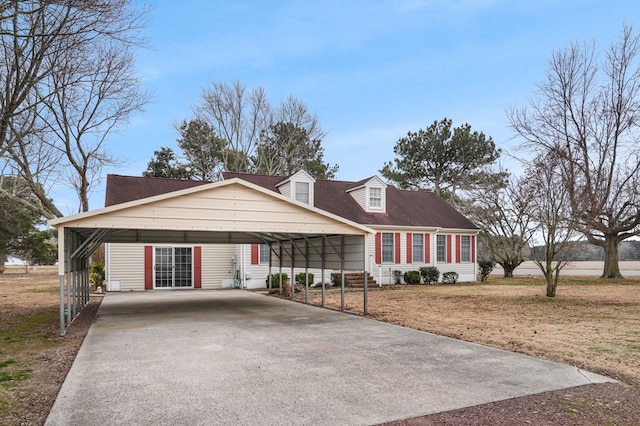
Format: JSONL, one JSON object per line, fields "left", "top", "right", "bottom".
{"left": 342, "top": 272, "right": 377, "bottom": 288}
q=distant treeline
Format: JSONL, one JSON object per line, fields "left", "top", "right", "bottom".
{"left": 531, "top": 241, "right": 640, "bottom": 261}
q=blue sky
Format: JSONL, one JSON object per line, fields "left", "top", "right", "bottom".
{"left": 53, "top": 0, "right": 640, "bottom": 214}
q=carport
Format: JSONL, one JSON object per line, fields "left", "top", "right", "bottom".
{"left": 48, "top": 178, "right": 375, "bottom": 336}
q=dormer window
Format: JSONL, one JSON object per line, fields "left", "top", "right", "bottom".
{"left": 369, "top": 187, "right": 382, "bottom": 209}
{"left": 346, "top": 175, "right": 387, "bottom": 213}
{"left": 275, "top": 170, "right": 315, "bottom": 206}
{"left": 295, "top": 181, "right": 310, "bottom": 204}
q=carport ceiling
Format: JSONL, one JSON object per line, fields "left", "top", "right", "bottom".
{"left": 49, "top": 178, "right": 375, "bottom": 271}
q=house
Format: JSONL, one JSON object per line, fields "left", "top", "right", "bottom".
{"left": 103, "top": 171, "right": 478, "bottom": 290}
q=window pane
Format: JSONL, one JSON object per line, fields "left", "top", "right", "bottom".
{"left": 412, "top": 233, "right": 423, "bottom": 263}
{"left": 295, "top": 182, "right": 310, "bottom": 204}
{"left": 436, "top": 235, "right": 447, "bottom": 263}
{"left": 259, "top": 244, "right": 270, "bottom": 264}
{"left": 369, "top": 187, "right": 382, "bottom": 208}
{"left": 461, "top": 235, "right": 471, "bottom": 262}
{"left": 382, "top": 233, "right": 394, "bottom": 263}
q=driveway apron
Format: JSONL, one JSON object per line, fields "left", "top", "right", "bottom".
{"left": 46, "top": 290, "right": 613, "bottom": 425}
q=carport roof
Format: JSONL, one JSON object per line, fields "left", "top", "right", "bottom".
{"left": 49, "top": 177, "right": 375, "bottom": 244}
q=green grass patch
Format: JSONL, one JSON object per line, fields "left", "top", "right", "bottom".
{"left": 0, "top": 359, "right": 32, "bottom": 387}
{"left": 589, "top": 346, "right": 615, "bottom": 354}
{"left": 0, "top": 359, "right": 17, "bottom": 369}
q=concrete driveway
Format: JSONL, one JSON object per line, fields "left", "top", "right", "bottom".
{"left": 46, "top": 290, "right": 612, "bottom": 425}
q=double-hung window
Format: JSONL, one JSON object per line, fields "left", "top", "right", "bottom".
{"left": 259, "top": 244, "right": 270, "bottom": 264}
{"left": 460, "top": 235, "right": 471, "bottom": 262}
{"left": 295, "top": 182, "right": 310, "bottom": 204}
{"left": 412, "top": 233, "right": 424, "bottom": 263}
{"left": 436, "top": 235, "right": 447, "bottom": 263}
{"left": 369, "top": 187, "right": 382, "bottom": 209}
{"left": 381, "top": 232, "right": 394, "bottom": 263}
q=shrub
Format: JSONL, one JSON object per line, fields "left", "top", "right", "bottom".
{"left": 267, "top": 272, "right": 288, "bottom": 288}
{"left": 403, "top": 270, "right": 421, "bottom": 284}
{"left": 420, "top": 266, "right": 440, "bottom": 284}
{"left": 89, "top": 262, "right": 105, "bottom": 287}
{"left": 295, "top": 272, "right": 315, "bottom": 286}
{"left": 478, "top": 260, "right": 495, "bottom": 282}
{"left": 442, "top": 271, "right": 459, "bottom": 284}
{"left": 392, "top": 270, "right": 403, "bottom": 284}
{"left": 330, "top": 273, "right": 342, "bottom": 286}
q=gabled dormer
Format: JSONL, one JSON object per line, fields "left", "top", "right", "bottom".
{"left": 275, "top": 170, "right": 316, "bottom": 206}
{"left": 346, "top": 176, "right": 387, "bottom": 213}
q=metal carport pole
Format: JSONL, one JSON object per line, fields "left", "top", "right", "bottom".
{"left": 341, "top": 235, "right": 345, "bottom": 312}
{"left": 321, "top": 236, "right": 326, "bottom": 308}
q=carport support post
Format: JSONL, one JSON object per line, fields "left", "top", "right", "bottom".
{"left": 290, "top": 240, "right": 295, "bottom": 301}
{"left": 340, "top": 235, "right": 345, "bottom": 312}
{"left": 59, "top": 275, "right": 65, "bottom": 336}
{"left": 278, "top": 245, "right": 283, "bottom": 295}
{"left": 304, "top": 240, "right": 309, "bottom": 304}
{"left": 364, "top": 268, "right": 368, "bottom": 315}
{"left": 321, "top": 236, "right": 326, "bottom": 308}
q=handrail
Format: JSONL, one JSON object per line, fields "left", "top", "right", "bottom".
{"left": 369, "top": 255, "right": 382, "bottom": 287}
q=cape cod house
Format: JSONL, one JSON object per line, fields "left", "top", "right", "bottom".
{"left": 103, "top": 171, "right": 478, "bottom": 290}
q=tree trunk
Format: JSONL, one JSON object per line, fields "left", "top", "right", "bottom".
{"left": 500, "top": 261, "right": 517, "bottom": 278}
{"left": 601, "top": 236, "right": 623, "bottom": 279}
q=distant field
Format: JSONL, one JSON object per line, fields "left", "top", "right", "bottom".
{"left": 492, "top": 260, "right": 640, "bottom": 276}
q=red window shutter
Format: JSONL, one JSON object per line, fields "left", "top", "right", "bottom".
{"left": 456, "top": 235, "right": 461, "bottom": 263}
{"left": 144, "top": 246, "right": 153, "bottom": 290}
{"left": 395, "top": 233, "right": 401, "bottom": 264}
{"left": 375, "top": 233, "right": 381, "bottom": 264}
{"left": 446, "top": 235, "right": 452, "bottom": 263}
{"left": 471, "top": 235, "right": 476, "bottom": 263}
{"left": 406, "top": 233, "right": 413, "bottom": 264}
{"left": 425, "top": 233, "right": 430, "bottom": 264}
{"left": 194, "top": 246, "right": 202, "bottom": 289}
{"left": 251, "top": 244, "right": 259, "bottom": 265}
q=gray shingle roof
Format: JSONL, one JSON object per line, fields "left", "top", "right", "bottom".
{"left": 105, "top": 173, "right": 477, "bottom": 230}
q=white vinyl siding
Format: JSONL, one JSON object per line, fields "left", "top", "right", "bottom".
{"left": 106, "top": 243, "right": 145, "bottom": 291}
{"left": 201, "top": 244, "right": 235, "bottom": 289}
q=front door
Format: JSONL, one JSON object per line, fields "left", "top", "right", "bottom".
{"left": 154, "top": 246, "right": 193, "bottom": 289}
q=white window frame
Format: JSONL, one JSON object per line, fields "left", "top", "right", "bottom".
{"left": 381, "top": 232, "right": 394, "bottom": 263}
{"left": 460, "top": 235, "right": 471, "bottom": 262}
{"left": 295, "top": 181, "right": 310, "bottom": 204}
{"left": 412, "top": 233, "right": 424, "bottom": 263}
{"left": 369, "top": 187, "right": 382, "bottom": 209}
{"left": 436, "top": 235, "right": 447, "bottom": 263}
{"left": 259, "top": 244, "right": 270, "bottom": 264}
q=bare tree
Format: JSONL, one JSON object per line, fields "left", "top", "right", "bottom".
{"left": 193, "top": 82, "right": 332, "bottom": 177}
{"left": 41, "top": 40, "right": 150, "bottom": 212}
{"left": 509, "top": 25, "right": 640, "bottom": 278}
{"left": 0, "top": 0, "right": 148, "bottom": 216}
{"left": 195, "top": 81, "right": 271, "bottom": 173}
{"left": 522, "top": 154, "right": 578, "bottom": 297}
{"left": 466, "top": 171, "right": 532, "bottom": 277}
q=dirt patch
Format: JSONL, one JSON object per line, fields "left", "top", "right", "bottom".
{"left": 0, "top": 267, "right": 101, "bottom": 426}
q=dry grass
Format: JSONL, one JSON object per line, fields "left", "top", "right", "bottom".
{"left": 298, "top": 276, "right": 640, "bottom": 386}
{"left": 0, "top": 266, "right": 99, "bottom": 426}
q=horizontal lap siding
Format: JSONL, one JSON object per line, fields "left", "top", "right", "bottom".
{"left": 106, "top": 243, "right": 145, "bottom": 291}
{"left": 201, "top": 245, "right": 235, "bottom": 289}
